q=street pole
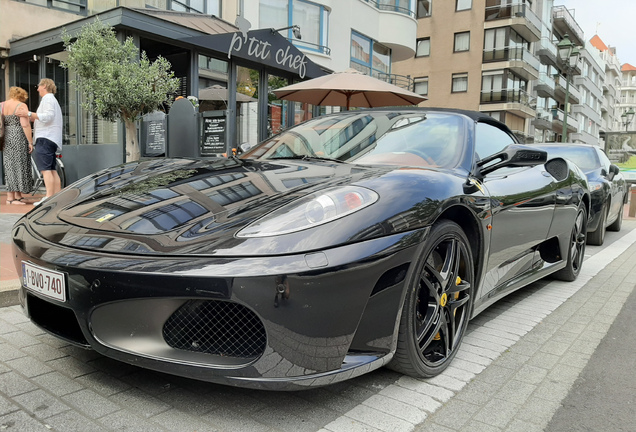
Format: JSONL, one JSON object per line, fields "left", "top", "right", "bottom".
{"left": 557, "top": 34, "right": 578, "bottom": 143}
{"left": 562, "top": 72, "right": 570, "bottom": 142}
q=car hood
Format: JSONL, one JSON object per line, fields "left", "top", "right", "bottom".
{"left": 22, "top": 157, "right": 458, "bottom": 257}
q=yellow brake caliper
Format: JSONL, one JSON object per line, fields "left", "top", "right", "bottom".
{"left": 434, "top": 276, "right": 462, "bottom": 340}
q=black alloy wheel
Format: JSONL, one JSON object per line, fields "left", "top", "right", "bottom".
{"left": 553, "top": 205, "right": 587, "bottom": 282}
{"left": 607, "top": 196, "right": 623, "bottom": 232}
{"left": 389, "top": 220, "right": 474, "bottom": 378}
{"left": 587, "top": 204, "right": 607, "bottom": 246}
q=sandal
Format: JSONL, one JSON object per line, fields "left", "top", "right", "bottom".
{"left": 6, "top": 199, "right": 27, "bottom": 205}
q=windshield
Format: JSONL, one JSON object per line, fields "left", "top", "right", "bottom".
{"left": 243, "top": 112, "right": 466, "bottom": 169}
{"left": 541, "top": 146, "right": 599, "bottom": 172}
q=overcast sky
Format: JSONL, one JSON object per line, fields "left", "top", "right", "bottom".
{"left": 557, "top": 0, "right": 636, "bottom": 65}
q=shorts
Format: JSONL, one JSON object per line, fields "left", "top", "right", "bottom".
{"left": 34, "top": 138, "right": 59, "bottom": 172}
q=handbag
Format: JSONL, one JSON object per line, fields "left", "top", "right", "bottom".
{"left": 0, "top": 102, "right": 5, "bottom": 151}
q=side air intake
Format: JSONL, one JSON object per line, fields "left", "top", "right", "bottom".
{"left": 545, "top": 158, "right": 568, "bottom": 181}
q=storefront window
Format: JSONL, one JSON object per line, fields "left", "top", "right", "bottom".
{"left": 13, "top": 59, "right": 39, "bottom": 113}
{"left": 268, "top": 74, "right": 289, "bottom": 136}
{"left": 294, "top": 102, "right": 314, "bottom": 125}
{"left": 237, "top": 66, "right": 260, "bottom": 147}
{"left": 198, "top": 55, "right": 230, "bottom": 112}
{"left": 13, "top": 52, "right": 119, "bottom": 146}
{"left": 45, "top": 52, "right": 77, "bottom": 146}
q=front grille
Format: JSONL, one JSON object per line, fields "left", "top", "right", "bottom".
{"left": 162, "top": 300, "right": 266, "bottom": 359}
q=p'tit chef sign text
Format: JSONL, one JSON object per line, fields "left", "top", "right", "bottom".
{"left": 227, "top": 32, "right": 308, "bottom": 79}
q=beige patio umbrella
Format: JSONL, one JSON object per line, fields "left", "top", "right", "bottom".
{"left": 272, "top": 68, "right": 427, "bottom": 110}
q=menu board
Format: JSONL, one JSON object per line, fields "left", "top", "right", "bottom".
{"left": 141, "top": 112, "right": 166, "bottom": 156}
{"left": 202, "top": 114, "right": 227, "bottom": 155}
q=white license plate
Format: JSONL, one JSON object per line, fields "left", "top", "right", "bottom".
{"left": 22, "top": 261, "right": 67, "bottom": 302}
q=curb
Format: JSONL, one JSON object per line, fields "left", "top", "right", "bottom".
{"left": 0, "top": 279, "right": 20, "bottom": 307}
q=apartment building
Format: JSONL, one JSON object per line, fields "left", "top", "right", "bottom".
{"left": 618, "top": 64, "right": 636, "bottom": 131}
{"left": 392, "top": 1, "right": 616, "bottom": 146}
{"left": 568, "top": 40, "right": 605, "bottom": 145}
{"left": 587, "top": 36, "right": 621, "bottom": 144}
{"left": 1, "top": 0, "right": 418, "bottom": 183}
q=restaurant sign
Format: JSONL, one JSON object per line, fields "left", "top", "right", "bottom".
{"left": 184, "top": 29, "right": 326, "bottom": 80}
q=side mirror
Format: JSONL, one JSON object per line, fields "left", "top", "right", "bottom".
{"left": 476, "top": 144, "right": 548, "bottom": 177}
{"left": 609, "top": 164, "right": 620, "bottom": 175}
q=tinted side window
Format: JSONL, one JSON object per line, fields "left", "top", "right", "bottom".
{"left": 474, "top": 122, "right": 516, "bottom": 159}
{"left": 596, "top": 148, "right": 611, "bottom": 172}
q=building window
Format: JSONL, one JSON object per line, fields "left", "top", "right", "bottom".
{"left": 416, "top": 38, "right": 430, "bottom": 57}
{"left": 456, "top": 0, "right": 471, "bottom": 10}
{"left": 452, "top": 73, "right": 468, "bottom": 92}
{"left": 21, "top": 0, "right": 86, "bottom": 14}
{"left": 417, "top": 0, "right": 432, "bottom": 18}
{"left": 454, "top": 32, "right": 470, "bottom": 52}
{"left": 414, "top": 77, "right": 429, "bottom": 96}
{"left": 260, "top": 0, "right": 330, "bottom": 53}
{"left": 170, "top": 0, "right": 220, "bottom": 15}
{"left": 350, "top": 32, "right": 391, "bottom": 77}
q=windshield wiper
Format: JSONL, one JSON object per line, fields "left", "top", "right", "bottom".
{"left": 269, "top": 155, "right": 346, "bottom": 163}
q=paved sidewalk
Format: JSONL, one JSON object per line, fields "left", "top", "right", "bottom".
{"left": 0, "top": 191, "right": 44, "bottom": 307}
{"left": 415, "top": 226, "right": 636, "bottom": 432}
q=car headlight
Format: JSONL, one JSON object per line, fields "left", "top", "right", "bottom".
{"left": 588, "top": 181, "right": 603, "bottom": 192}
{"left": 237, "top": 186, "right": 379, "bottom": 237}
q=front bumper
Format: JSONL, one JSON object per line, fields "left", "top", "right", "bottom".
{"left": 12, "top": 220, "right": 425, "bottom": 390}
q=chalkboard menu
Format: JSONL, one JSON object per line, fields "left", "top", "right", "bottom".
{"left": 141, "top": 111, "right": 166, "bottom": 156}
{"left": 201, "top": 112, "right": 227, "bottom": 155}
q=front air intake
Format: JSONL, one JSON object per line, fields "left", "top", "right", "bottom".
{"left": 162, "top": 300, "right": 266, "bottom": 359}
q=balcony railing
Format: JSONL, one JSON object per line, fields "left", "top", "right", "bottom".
{"left": 483, "top": 46, "right": 540, "bottom": 71}
{"left": 293, "top": 40, "right": 331, "bottom": 56}
{"left": 538, "top": 37, "right": 557, "bottom": 57}
{"left": 552, "top": 6, "right": 584, "bottom": 45}
{"left": 376, "top": 72, "right": 414, "bottom": 91}
{"left": 554, "top": 74, "right": 581, "bottom": 101}
{"left": 536, "top": 72, "right": 555, "bottom": 92}
{"left": 484, "top": 2, "right": 541, "bottom": 34}
{"left": 361, "top": 0, "right": 415, "bottom": 18}
{"left": 480, "top": 88, "right": 533, "bottom": 106}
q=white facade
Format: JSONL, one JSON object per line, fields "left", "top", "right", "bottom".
{"left": 228, "top": 0, "right": 417, "bottom": 75}
{"left": 618, "top": 66, "right": 636, "bottom": 131}
{"left": 570, "top": 41, "right": 605, "bottom": 145}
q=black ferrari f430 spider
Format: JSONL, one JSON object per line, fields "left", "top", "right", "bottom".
{"left": 13, "top": 108, "right": 590, "bottom": 389}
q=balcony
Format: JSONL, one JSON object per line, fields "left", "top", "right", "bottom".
{"left": 550, "top": 107, "right": 578, "bottom": 134}
{"left": 482, "top": 46, "right": 540, "bottom": 80}
{"left": 362, "top": 0, "right": 415, "bottom": 18}
{"left": 535, "top": 72, "right": 555, "bottom": 99}
{"left": 601, "top": 98, "right": 609, "bottom": 114}
{"left": 479, "top": 88, "right": 536, "bottom": 118}
{"left": 532, "top": 108, "right": 553, "bottom": 130}
{"left": 484, "top": 2, "right": 541, "bottom": 42}
{"left": 553, "top": 74, "right": 580, "bottom": 105}
{"left": 552, "top": 6, "right": 585, "bottom": 47}
{"left": 535, "top": 37, "right": 557, "bottom": 67}
{"left": 512, "top": 130, "right": 534, "bottom": 144}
